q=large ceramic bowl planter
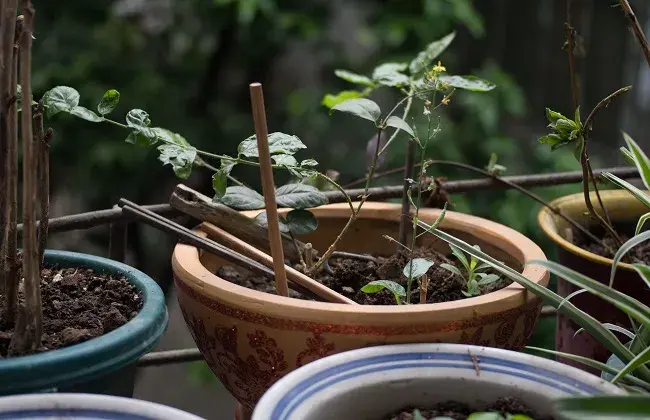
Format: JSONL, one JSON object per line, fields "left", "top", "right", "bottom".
{"left": 173, "top": 202, "right": 549, "bottom": 416}
{"left": 0, "top": 393, "right": 204, "bottom": 419}
{"left": 0, "top": 250, "right": 168, "bottom": 397}
{"left": 539, "top": 190, "right": 650, "bottom": 372}
{"left": 252, "top": 343, "right": 624, "bottom": 420}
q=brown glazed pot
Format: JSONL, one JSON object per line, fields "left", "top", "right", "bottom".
{"left": 173, "top": 202, "right": 548, "bottom": 417}
{"left": 539, "top": 190, "right": 650, "bottom": 374}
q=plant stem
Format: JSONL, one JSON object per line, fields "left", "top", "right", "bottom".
{"left": 398, "top": 139, "right": 416, "bottom": 248}
{"left": 2, "top": 7, "right": 19, "bottom": 327}
{"left": 379, "top": 88, "right": 414, "bottom": 155}
{"left": 619, "top": 0, "right": 650, "bottom": 68}
{"left": 35, "top": 103, "right": 49, "bottom": 265}
{"left": 13, "top": 0, "right": 41, "bottom": 352}
{"left": 566, "top": 0, "right": 579, "bottom": 110}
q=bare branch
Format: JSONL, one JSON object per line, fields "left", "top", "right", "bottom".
{"left": 619, "top": 0, "right": 650, "bottom": 68}
{"left": 35, "top": 106, "right": 50, "bottom": 265}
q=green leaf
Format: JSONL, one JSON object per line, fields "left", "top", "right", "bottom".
{"left": 70, "top": 106, "right": 103, "bottom": 122}
{"left": 623, "top": 132, "right": 650, "bottom": 190}
{"left": 621, "top": 147, "right": 637, "bottom": 165}
{"left": 333, "top": 70, "right": 374, "bottom": 87}
{"left": 321, "top": 90, "right": 363, "bottom": 109}
{"left": 403, "top": 258, "right": 435, "bottom": 279}
{"left": 212, "top": 170, "right": 228, "bottom": 199}
{"left": 613, "top": 342, "right": 650, "bottom": 384}
{"left": 554, "top": 396, "right": 650, "bottom": 419}
{"left": 416, "top": 219, "right": 646, "bottom": 380}
{"left": 158, "top": 143, "right": 197, "bottom": 179}
{"left": 385, "top": 116, "right": 415, "bottom": 138}
{"left": 238, "top": 132, "right": 307, "bottom": 158}
{"left": 440, "top": 263, "right": 462, "bottom": 277}
{"left": 126, "top": 108, "right": 151, "bottom": 128}
{"left": 330, "top": 98, "right": 381, "bottom": 123}
{"left": 412, "top": 409, "right": 425, "bottom": 420}
{"left": 221, "top": 157, "right": 237, "bottom": 175}
{"left": 275, "top": 183, "right": 328, "bottom": 209}
{"left": 602, "top": 173, "right": 650, "bottom": 209}
{"left": 300, "top": 159, "right": 318, "bottom": 167}
{"left": 409, "top": 32, "right": 456, "bottom": 74}
{"left": 125, "top": 131, "right": 155, "bottom": 146}
{"left": 449, "top": 244, "right": 470, "bottom": 270}
{"left": 372, "top": 62, "right": 410, "bottom": 87}
{"left": 636, "top": 213, "right": 650, "bottom": 236}
{"left": 476, "top": 273, "right": 500, "bottom": 285}
{"left": 574, "top": 106, "right": 582, "bottom": 127}
{"left": 610, "top": 230, "right": 650, "bottom": 287}
{"left": 438, "top": 75, "right": 496, "bottom": 92}
{"left": 361, "top": 280, "right": 406, "bottom": 297}
{"left": 285, "top": 209, "right": 318, "bottom": 235}
{"left": 220, "top": 186, "right": 265, "bottom": 210}
{"left": 631, "top": 264, "right": 650, "bottom": 289}
{"left": 97, "top": 89, "right": 120, "bottom": 115}
{"left": 42, "top": 86, "right": 80, "bottom": 118}
{"left": 272, "top": 154, "right": 298, "bottom": 166}
{"left": 151, "top": 127, "right": 191, "bottom": 147}
{"left": 538, "top": 133, "right": 564, "bottom": 146}
{"left": 467, "top": 414, "right": 504, "bottom": 420}
{"left": 546, "top": 108, "right": 568, "bottom": 124}
{"left": 254, "top": 211, "right": 289, "bottom": 233}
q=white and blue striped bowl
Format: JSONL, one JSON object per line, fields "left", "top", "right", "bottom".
{"left": 253, "top": 343, "right": 624, "bottom": 420}
{"left": 0, "top": 393, "right": 205, "bottom": 419}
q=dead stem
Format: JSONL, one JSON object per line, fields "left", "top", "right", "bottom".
{"left": 565, "top": 0, "right": 579, "bottom": 110}
{"left": 618, "top": 0, "right": 650, "bottom": 68}
{"left": 419, "top": 274, "right": 429, "bottom": 304}
{"left": 12, "top": 0, "right": 41, "bottom": 352}
{"left": 35, "top": 103, "right": 50, "bottom": 265}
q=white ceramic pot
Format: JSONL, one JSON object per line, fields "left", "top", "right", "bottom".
{"left": 253, "top": 343, "right": 625, "bottom": 420}
{"left": 0, "top": 393, "right": 205, "bottom": 420}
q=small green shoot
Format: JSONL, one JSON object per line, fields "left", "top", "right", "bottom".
{"left": 360, "top": 280, "right": 406, "bottom": 305}
{"left": 440, "top": 244, "right": 501, "bottom": 296}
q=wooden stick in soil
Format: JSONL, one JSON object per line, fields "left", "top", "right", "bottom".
{"left": 200, "top": 222, "right": 356, "bottom": 304}
{"left": 35, "top": 103, "right": 50, "bottom": 265}
{"left": 619, "top": 0, "right": 650, "bottom": 68}
{"left": 12, "top": 0, "right": 41, "bottom": 353}
{"left": 169, "top": 183, "right": 311, "bottom": 261}
{"left": 0, "top": 0, "right": 7, "bottom": 294}
{"left": 249, "top": 82, "right": 289, "bottom": 297}
{"left": 118, "top": 200, "right": 342, "bottom": 302}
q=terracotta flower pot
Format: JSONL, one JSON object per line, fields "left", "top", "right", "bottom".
{"left": 172, "top": 202, "right": 548, "bottom": 416}
{"left": 538, "top": 190, "right": 650, "bottom": 373}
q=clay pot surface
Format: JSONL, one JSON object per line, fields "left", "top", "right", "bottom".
{"left": 539, "top": 190, "right": 650, "bottom": 373}
{"left": 173, "top": 202, "right": 548, "bottom": 411}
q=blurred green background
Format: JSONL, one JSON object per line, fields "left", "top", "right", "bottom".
{"left": 31, "top": 0, "right": 648, "bottom": 416}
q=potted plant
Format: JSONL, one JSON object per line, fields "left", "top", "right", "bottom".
{"left": 0, "top": 393, "right": 204, "bottom": 420}
{"left": 0, "top": 2, "right": 168, "bottom": 396}
{"left": 251, "top": 343, "right": 624, "bottom": 420}
{"left": 154, "top": 32, "right": 551, "bottom": 418}
{"left": 536, "top": 0, "right": 650, "bottom": 370}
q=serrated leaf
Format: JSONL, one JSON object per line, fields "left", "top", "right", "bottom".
{"left": 403, "top": 258, "right": 435, "bottom": 279}
{"left": 331, "top": 98, "right": 381, "bottom": 123}
{"left": 212, "top": 170, "right": 228, "bottom": 199}
{"left": 275, "top": 183, "right": 328, "bottom": 209}
{"left": 385, "top": 116, "right": 415, "bottom": 138}
{"left": 300, "top": 159, "right": 318, "bottom": 167}
{"left": 285, "top": 209, "right": 318, "bottom": 235}
{"left": 238, "top": 132, "right": 307, "bottom": 158}
{"left": 126, "top": 109, "right": 151, "bottom": 128}
{"left": 623, "top": 132, "right": 650, "bottom": 190}
{"left": 97, "top": 89, "right": 120, "bottom": 115}
{"left": 220, "top": 186, "right": 265, "bottom": 210}
{"left": 42, "top": 86, "right": 80, "bottom": 118}
{"left": 438, "top": 74, "right": 495, "bottom": 92}
{"left": 272, "top": 154, "right": 298, "bottom": 166}
{"left": 151, "top": 127, "right": 190, "bottom": 147}
{"left": 372, "top": 62, "right": 410, "bottom": 87}
{"left": 70, "top": 106, "right": 103, "bottom": 122}
{"left": 158, "top": 143, "right": 197, "bottom": 179}
{"left": 321, "top": 90, "right": 363, "bottom": 109}
{"left": 333, "top": 70, "right": 374, "bottom": 86}
{"left": 361, "top": 280, "right": 406, "bottom": 297}
{"left": 255, "top": 211, "right": 290, "bottom": 233}
{"left": 409, "top": 32, "right": 456, "bottom": 74}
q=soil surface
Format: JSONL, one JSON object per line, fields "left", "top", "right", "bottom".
{"left": 0, "top": 266, "right": 142, "bottom": 358}
{"left": 217, "top": 245, "right": 510, "bottom": 305}
{"left": 388, "top": 397, "right": 552, "bottom": 420}
{"left": 572, "top": 221, "right": 650, "bottom": 264}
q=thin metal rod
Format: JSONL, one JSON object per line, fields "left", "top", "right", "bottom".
{"left": 136, "top": 348, "right": 203, "bottom": 367}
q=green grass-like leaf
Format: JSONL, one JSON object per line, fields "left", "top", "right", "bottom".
{"left": 554, "top": 396, "right": 650, "bottom": 419}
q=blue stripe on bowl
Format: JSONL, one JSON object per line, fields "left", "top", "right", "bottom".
{"left": 0, "top": 409, "right": 152, "bottom": 420}
{"left": 272, "top": 352, "right": 604, "bottom": 419}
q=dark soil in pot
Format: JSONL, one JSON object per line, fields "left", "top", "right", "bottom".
{"left": 0, "top": 266, "right": 142, "bottom": 358}
{"left": 387, "top": 396, "right": 553, "bottom": 420}
{"left": 217, "top": 246, "right": 511, "bottom": 305}
{"left": 571, "top": 221, "right": 650, "bottom": 263}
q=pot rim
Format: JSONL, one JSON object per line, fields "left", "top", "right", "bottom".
{"left": 0, "top": 250, "right": 168, "bottom": 394}
{"left": 0, "top": 393, "right": 204, "bottom": 419}
{"left": 173, "top": 202, "right": 548, "bottom": 316}
{"left": 253, "top": 343, "right": 625, "bottom": 420}
{"left": 538, "top": 190, "right": 641, "bottom": 271}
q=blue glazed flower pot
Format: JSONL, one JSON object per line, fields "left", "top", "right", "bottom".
{"left": 0, "top": 393, "right": 204, "bottom": 419}
{"left": 0, "top": 250, "right": 168, "bottom": 397}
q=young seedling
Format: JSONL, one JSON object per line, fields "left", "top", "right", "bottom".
{"left": 360, "top": 280, "right": 406, "bottom": 305}
{"left": 440, "top": 244, "right": 501, "bottom": 297}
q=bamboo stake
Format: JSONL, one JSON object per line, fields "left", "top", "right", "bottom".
{"left": 201, "top": 222, "right": 355, "bottom": 304}
{"left": 249, "top": 83, "right": 288, "bottom": 297}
